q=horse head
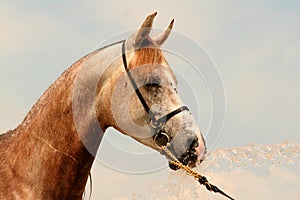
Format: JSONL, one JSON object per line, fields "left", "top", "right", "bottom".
{"left": 96, "top": 13, "right": 207, "bottom": 170}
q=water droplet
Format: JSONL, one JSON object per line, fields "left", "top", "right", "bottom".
{"left": 143, "top": 141, "right": 300, "bottom": 199}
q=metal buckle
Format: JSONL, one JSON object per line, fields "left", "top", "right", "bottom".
{"left": 150, "top": 120, "right": 161, "bottom": 129}
{"left": 153, "top": 132, "right": 170, "bottom": 148}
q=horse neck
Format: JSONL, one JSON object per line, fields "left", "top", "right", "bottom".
{"left": 1, "top": 43, "right": 123, "bottom": 199}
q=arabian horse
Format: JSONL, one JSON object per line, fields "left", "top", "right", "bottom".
{"left": 0, "top": 12, "right": 206, "bottom": 199}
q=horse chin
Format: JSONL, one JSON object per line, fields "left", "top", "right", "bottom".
{"left": 166, "top": 136, "right": 205, "bottom": 171}
{"left": 168, "top": 151, "right": 199, "bottom": 171}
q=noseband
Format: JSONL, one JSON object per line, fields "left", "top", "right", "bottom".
{"left": 121, "top": 40, "right": 189, "bottom": 148}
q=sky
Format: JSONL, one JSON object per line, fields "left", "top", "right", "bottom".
{"left": 0, "top": 1, "right": 299, "bottom": 199}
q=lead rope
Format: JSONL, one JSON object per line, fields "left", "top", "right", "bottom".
{"left": 121, "top": 40, "right": 234, "bottom": 199}
{"left": 161, "top": 146, "right": 235, "bottom": 200}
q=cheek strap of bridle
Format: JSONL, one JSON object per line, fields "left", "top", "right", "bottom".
{"left": 121, "top": 40, "right": 189, "bottom": 134}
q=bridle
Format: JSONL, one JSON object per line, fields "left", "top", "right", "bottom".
{"left": 121, "top": 40, "right": 189, "bottom": 148}
{"left": 121, "top": 40, "right": 235, "bottom": 200}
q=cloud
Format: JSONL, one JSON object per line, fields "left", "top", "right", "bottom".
{"left": 0, "top": 3, "right": 58, "bottom": 56}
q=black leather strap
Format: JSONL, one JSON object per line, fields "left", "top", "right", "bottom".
{"left": 121, "top": 40, "right": 189, "bottom": 132}
{"left": 122, "top": 41, "right": 156, "bottom": 122}
{"left": 157, "top": 106, "right": 189, "bottom": 126}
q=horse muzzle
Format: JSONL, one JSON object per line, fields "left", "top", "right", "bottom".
{"left": 168, "top": 136, "right": 207, "bottom": 171}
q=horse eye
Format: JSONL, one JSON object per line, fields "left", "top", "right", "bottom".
{"left": 145, "top": 83, "right": 160, "bottom": 88}
{"left": 145, "top": 76, "right": 161, "bottom": 88}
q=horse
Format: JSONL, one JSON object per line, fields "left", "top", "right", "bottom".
{"left": 0, "top": 12, "right": 206, "bottom": 200}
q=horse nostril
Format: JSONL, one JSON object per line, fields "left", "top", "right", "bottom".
{"left": 190, "top": 153, "right": 198, "bottom": 163}
{"left": 180, "top": 156, "right": 189, "bottom": 166}
{"left": 193, "top": 140, "right": 199, "bottom": 148}
{"left": 187, "top": 138, "right": 194, "bottom": 145}
{"left": 190, "top": 149, "right": 196, "bottom": 154}
{"left": 189, "top": 138, "right": 199, "bottom": 150}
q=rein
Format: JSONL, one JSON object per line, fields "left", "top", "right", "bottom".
{"left": 121, "top": 40, "right": 235, "bottom": 200}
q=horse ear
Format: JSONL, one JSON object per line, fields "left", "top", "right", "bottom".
{"left": 135, "top": 12, "right": 157, "bottom": 44}
{"left": 151, "top": 19, "right": 174, "bottom": 46}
